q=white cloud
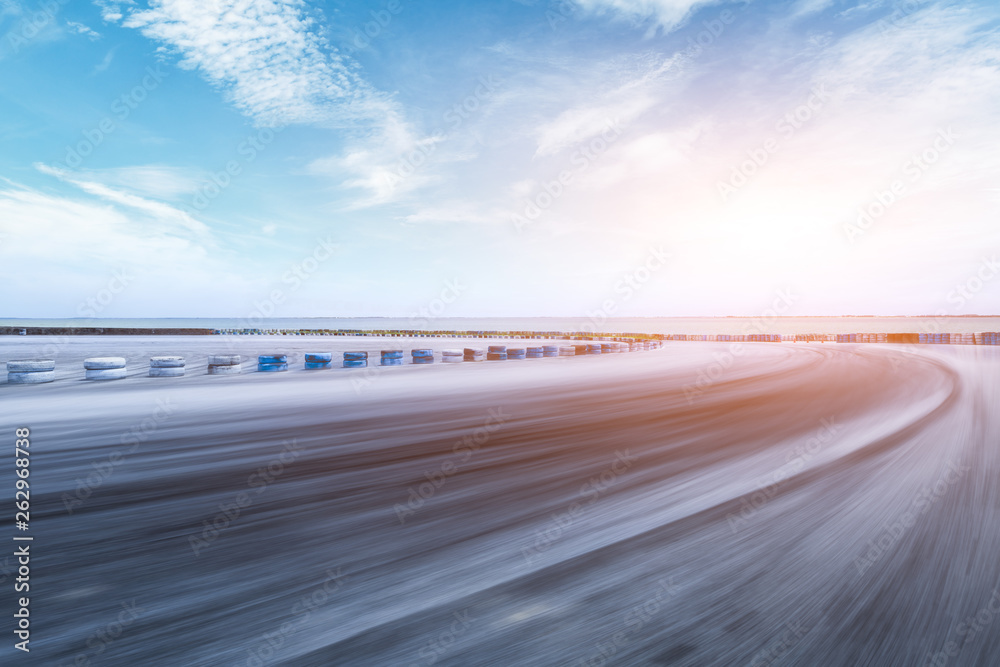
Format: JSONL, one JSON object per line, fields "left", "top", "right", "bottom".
{"left": 533, "top": 53, "right": 685, "bottom": 157}
{"left": 92, "top": 46, "right": 117, "bottom": 74}
{"left": 112, "top": 0, "right": 395, "bottom": 128}
{"left": 67, "top": 20, "right": 102, "bottom": 40}
{"left": 571, "top": 0, "right": 722, "bottom": 35}
{"left": 35, "top": 163, "right": 213, "bottom": 242}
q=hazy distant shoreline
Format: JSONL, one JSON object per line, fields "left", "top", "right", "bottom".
{"left": 2, "top": 316, "right": 999, "bottom": 336}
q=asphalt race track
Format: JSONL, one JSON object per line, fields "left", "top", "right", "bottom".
{"left": 2, "top": 337, "right": 998, "bottom": 666}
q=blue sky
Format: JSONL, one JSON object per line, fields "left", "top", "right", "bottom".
{"left": 1, "top": 0, "right": 999, "bottom": 318}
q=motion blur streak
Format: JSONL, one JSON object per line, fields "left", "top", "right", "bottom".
{"left": 2, "top": 339, "right": 999, "bottom": 666}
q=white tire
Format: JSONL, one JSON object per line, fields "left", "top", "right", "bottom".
{"left": 208, "top": 364, "right": 242, "bottom": 375}
{"left": 84, "top": 357, "right": 126, "bottom": 370}
{"left": 7, "top": 360, "right": 55, "bottom": 372}
{"left": 442, "top": 356, "right": 463, "bottom": 363}
{"left": 150, "top": 356, "right": 185, "bottom": 368}
{"left": 8, "top": 370, "right": 55, "bottom": 384}
{"left": 86, "top": 367, "right": 127, "bottom": 381}
{"left": 208, "top": 355, "right": 241, "bottom": 366}
{"left": 149, "top": 367, "right": 185, "bottom": 378}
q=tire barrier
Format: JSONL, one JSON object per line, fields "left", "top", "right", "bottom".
{"left": 559, "top": 346, "right": 575, "bottom": 356}
{"left": 588, "top": 344, "right": 602, "bottom": 355}
{"left": 574, "top": 344, "right": 589, "bottom": 356}
{"left": 381, "top": 350, "right": 403, "bottom": 366}
{"left": 150, "top": 356, "right": 185, "bottom": 377}
{"left": 84, "top": 357, "right": 126, "bottom": 381}
{"left": 412, "top": 349, "right": 434, "bottom": 365}
{"left": 442, "top": 349, "right": 464, "bottom": 363}
{"left": 507, "top": 348, "right": 527, "bottom": 360}
{"left": 304, "top": 352, "right": 333, "bottom": 370}
{"left": 464, "top": 348, "right": 485, "bottom": 362}
{"left": 543, "top": 345, "right": 559, "bottom": 357}
{"left": 86, "top": 367, "right": 127, "bottom": 381}
{"left": 258, "top": 355, "right": 288, "bottom": 373}
{"left": 8, "top": 360, "right": 55, "bottom": 372}
{"left": 7, "top": 359, "right": 56, "bottom": 385}
{"left": 487, "top": 345, "right": 507, "bottom": 361}
{"left": 208, "top": 355, "right": 242, "bottom": 375}
{"left": 343, "top": 351, "right": 368, "bottom": 368}
{"left": 526, "top": 347, "right": 544, "bottom": 359}
{"left": 85, "top": 357, "right": 127, "bottom": 370}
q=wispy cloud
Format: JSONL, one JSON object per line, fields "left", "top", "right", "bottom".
{"left": 570, "top": 0, "right": 723, "bottom": 35}
{"left": 35, "top": 163, "right": 213, "bottom": 242}
{"left": 67, "top": 20, "right": 102, "bottom": 40}
{"left": 91, "top": 46, "right": 117, "bottom": 74}
{"left": 110, "top": 0, "right": 395, "bottom": 128}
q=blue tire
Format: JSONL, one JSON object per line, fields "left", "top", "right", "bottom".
{"left": 258, "top": 354, "right": 287, "bottom": 364}
{"left": 304, "top": 361, "right": 332, "bottom": 370}
{"left": 381, "top": 358, "right": 403, "bottom": 366}
{"left": 412, "top": 357, "right": 434, "bottom": 364}
{"left": 381, "top": 350, "right": 404, "bottom": 359}
{"left": 305, "top": 353, "right": 333, "bottom": 362}
{"left": 344, "top": 351, "right": 368, "bottom": 361}
{"left": 486, "top": 353, "right": 507, "bottom": 361}
{"left": 258, "top": 362, "right": 288, "bottom": 372}
{"left": 343, "top": 359, "right": 367, "bottom": 368}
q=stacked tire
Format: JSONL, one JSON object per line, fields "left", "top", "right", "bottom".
{"left": 208, "top": 355, "right": 242, "bottom": 375}
{"left": 305, "top": 353, "right": 333, "bottom": 369}
{"left": 543, "top": 345, "right": 559, "bottom": 358}
{"left": 85, "top": 357, "right": 127, "bottom": 381}
{"left": 574, "top": 344, "right": 589, "bottom": 356}
{"left": 7, "top": 360, "right": 55, "bottom": 385}
{"left": 343, "top": 352, "right": 367, "bottom": 368}
{"left": 381, "top": 350, "right": 403, "bottom": 366}
{"left": 559, "top": 346, "right": 575, "bottom": 356}
{"left": 412, "top": 349, "right": 434, "bottom": 365}
{"left": 464, "top": 348, "right": 485, "bottom": 362}
{"left": 487, "top": 345, "right": 507, "bottom": 361}
{"left": 508, "top": 347, "right": 527, "bottom": 360}
{"left": 442, "top": 349, "right": 463, "bottom": 363}
{"left": 526, "top": 347, "right": 543, "bottom": 359}
{"left": 149, "top": 356, "right": 184, "bottom": 377}
{"left": 258, "top": 354, "right": 288, "bottom": 372}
